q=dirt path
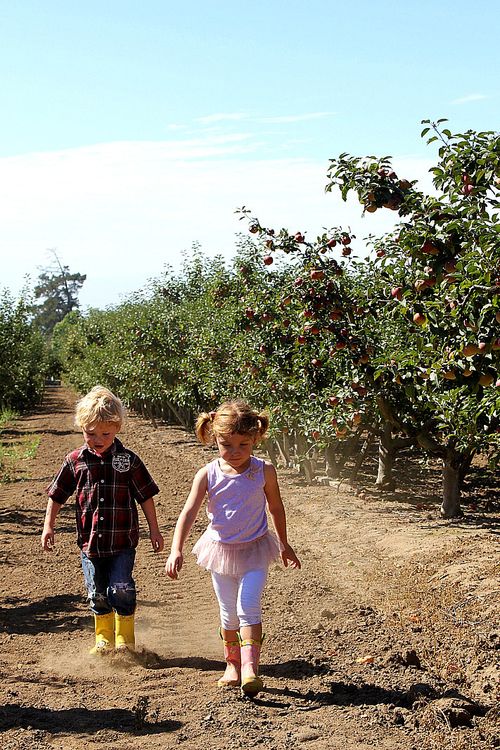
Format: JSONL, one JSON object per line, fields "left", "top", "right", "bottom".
{"left": 0, "top": 386, "right": 498, "bottom": 750}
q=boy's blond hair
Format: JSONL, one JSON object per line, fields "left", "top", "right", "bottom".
{"left": 75, "top": 386, "right": 125, "bottom": 430}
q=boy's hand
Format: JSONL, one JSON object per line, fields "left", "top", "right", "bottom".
{"left": 281, "top": 543, "right": 301, "bottom": 569}
{"left": 165, "top": 551, "right": 183, "bottom": 579}
{"left": 150, "top": 530, "right": 164, "bottom": 553}
{"left": 41, "top": 527, "right": 55, "bottom": 551}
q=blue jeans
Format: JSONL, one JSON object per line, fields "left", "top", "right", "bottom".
{"left": 81, "top": 549, "right": 136, "bottom": 616}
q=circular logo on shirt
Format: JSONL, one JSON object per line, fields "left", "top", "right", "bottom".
{"left": 112, "top": 453, "right": 131, "bottom": 473}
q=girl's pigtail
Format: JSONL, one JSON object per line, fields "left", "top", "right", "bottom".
{"left": 256, "top": 412, "right": 270, "bottom": 443}
{"left": 195, "top": 412, "right": 215, "bottom": 445}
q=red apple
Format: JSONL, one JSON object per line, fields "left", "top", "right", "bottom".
{"left": 421, "top": 240, "right": 439, "bottom": 256}
{"left": 263, "top": 255, "right": 273, "bottom": 266}
{"left": 310, "top": 269, "right": 325, "bottom": 280}
{"left": 413, "top": 312, "right": 426, "bottom": 326}
{"left": 391, "top": 286, "right": 403, "bottom": 301}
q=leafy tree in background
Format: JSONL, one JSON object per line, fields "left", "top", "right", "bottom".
{"left": 31, "top": 249, "right": 86, "bottom": 335}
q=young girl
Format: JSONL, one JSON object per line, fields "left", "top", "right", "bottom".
{"left": 165, "top": 400, "right": 300, "bottom": 698}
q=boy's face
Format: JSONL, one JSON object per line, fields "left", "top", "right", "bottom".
{"left": 82, "top": 421, "right": 120, "bottom": 456}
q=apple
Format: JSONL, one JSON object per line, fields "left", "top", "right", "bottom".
{"left": 495, "top": 311, "right": 500, "bottom": 324}
{"left": 310, "top": 269, "right": 325, "bottom": 280}
{"left": 413, "top": 312, "right": 426, "bottom": 326}
{"left": 297, "top": 335, "right": 306, "bottom": 344}
{"left": 479, "top": 373, "right": 494, "bottom": 386}
{"left": 328, "top": 396, "right": 340, "bottom": 406}
{"left": 327, "top": 237, "right": 337, "bottom": 247}
{"left": 462, "top": 183, "right": 474, "bottom": 196}
{"left": 443, "top": 370, "right": 457, "bottom": 380}
{"left": 414, "top": 279, "right": 429, "bottom": 293}
{"left": 341, "top": 234, "right": 351, "bottom": 245}
{"left": 311, "top": 430, "right": 321, "bottom": 441}
{"left": 311, "top": 358, "right": 322, "bottom": 368}
{"left": 249, "top": 224, "right": 260, "bottom": 234}
{"left": 263, "top": 255, "right": 273, "bottom": 266}
{"left": 376, "top": 249, "right": 386, "bottom": 258}
{"left": 282, "top": 295, "right": 292, "bottom": 306}
{"left": 421, "top": 240, "right": 439, "bottom": 256}
{"left": 295, "top": 232, "right": 305, "bottom": 243}
{"left": 335, "top": 340, "right": 347, "bottom": 350}
{"left": 245, "top": 308, "right": 255, "bottom": 319}
{"left": 342, "top": 247, "right": 352, "bottom": 257}
{"left": 461, "top": 344, "right": 480, "bottom": 357}
{"left": 352, "top": 412, "right": 362, "bottom": 425}
{"left": 294, "top": 277, "right": 303, "bottom": 287}
{"left": 391, "top": 286, "right": 403, "bottom": 301}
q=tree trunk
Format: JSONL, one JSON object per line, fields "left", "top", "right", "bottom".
{"left": 350, "top": 432, "right": 374, "bottom": 482}
{"left": 295, "top": 431, "right": 315, "bottom": 482}
{"left": 324, "top": 443, "right": 340, "bottom": 479}
{"left": 441, "top": 447, "right": 464, "bottom": 518}
{"left": 263, "top": 439, "right": 278, "bottom": 467}
{"left": 375, "top": 422, "right": 396, "bottom": 490}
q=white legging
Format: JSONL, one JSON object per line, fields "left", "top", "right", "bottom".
{"left": 211, "top": 568, "right": 268, "bottom": 629}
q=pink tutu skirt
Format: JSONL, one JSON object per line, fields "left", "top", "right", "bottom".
{"left": 192, "top": 529, "right": 282, "bottom": 575}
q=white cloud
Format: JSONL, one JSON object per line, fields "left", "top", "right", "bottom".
{"left": 0, "top": 139, "right": 434, "bottom": 310}
{"left": 258, "top": 112, "right": 335, "bottom": 124}
{"left": 451, "top": 93, "right": 488, "bottom": 105}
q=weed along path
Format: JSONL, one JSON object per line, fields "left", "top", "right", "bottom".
{"left": 0, "top": 385, "right": 498, "bottom": 750}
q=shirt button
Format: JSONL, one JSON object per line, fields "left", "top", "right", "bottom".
{"left": 100, "top": 516, "right": 104, "bottom": 521}
{"left": 100, "top": 479, "right": 104, "bottom": 484}
{"left": 99, "top": 498, "right": 104, "bottom": 503}
{"left": 98, "top": 533, "right": 102, "bottom": 538}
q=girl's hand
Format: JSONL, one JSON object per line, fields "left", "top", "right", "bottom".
{"left": 165, "top": 551, "right": 183, "bottom": 579}
{"left": 150, "top": 530, "right": 165, "bottom": 553}
{"left": 281, "top": 543, "right": 301, "bottom": 569}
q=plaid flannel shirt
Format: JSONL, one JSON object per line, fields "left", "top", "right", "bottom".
{"left": 46, "top": 438, "right": 159, "bottom": 557}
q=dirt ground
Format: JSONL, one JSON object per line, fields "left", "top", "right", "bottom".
{"left": 0, "top": 385, "right": 498, "bottom": 750}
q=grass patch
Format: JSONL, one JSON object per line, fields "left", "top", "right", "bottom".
{"left": 0, "top": 410, "right": 41, "bottom": 482}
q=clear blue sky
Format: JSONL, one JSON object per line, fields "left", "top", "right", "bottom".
{"left": 1, "top": 0, "right": 498, "bottom": 308}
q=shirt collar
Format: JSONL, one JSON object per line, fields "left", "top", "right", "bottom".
{"left": 79, "top": 437, "right": 124, "bottom": 459}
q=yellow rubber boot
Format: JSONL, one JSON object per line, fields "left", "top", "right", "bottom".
{"left": 89, "top": 612, "right": 114, "bottom": 655}
{"left": 115, "top": 613, "right": 135, "bottom": 651}
{"left": 240, "top": 636, "right": 264, "bottom": 697}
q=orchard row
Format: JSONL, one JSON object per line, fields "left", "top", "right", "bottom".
{"left": 0, "top": 291, "right": 49, "bottom": 412}
{"left": 52, "top": 121, "right": 499, "bottom": 517}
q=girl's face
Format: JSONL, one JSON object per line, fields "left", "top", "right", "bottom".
{"left": 215, "top": 432, "right": 256, "bottom": 472}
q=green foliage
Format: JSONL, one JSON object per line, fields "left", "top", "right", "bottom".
{"left": 0, "top": 290, "right": 49, "bottom": 411}
{"left": 51, "top": 123, "right": 499, "bottom": 516}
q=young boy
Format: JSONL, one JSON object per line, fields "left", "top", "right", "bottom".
{"left": 42, "top": 385, "right": 164, "bottom": 655}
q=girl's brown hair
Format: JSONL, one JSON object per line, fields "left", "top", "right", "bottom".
{"left": 195, "top": 400, "right": 269, "bottom": 446}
